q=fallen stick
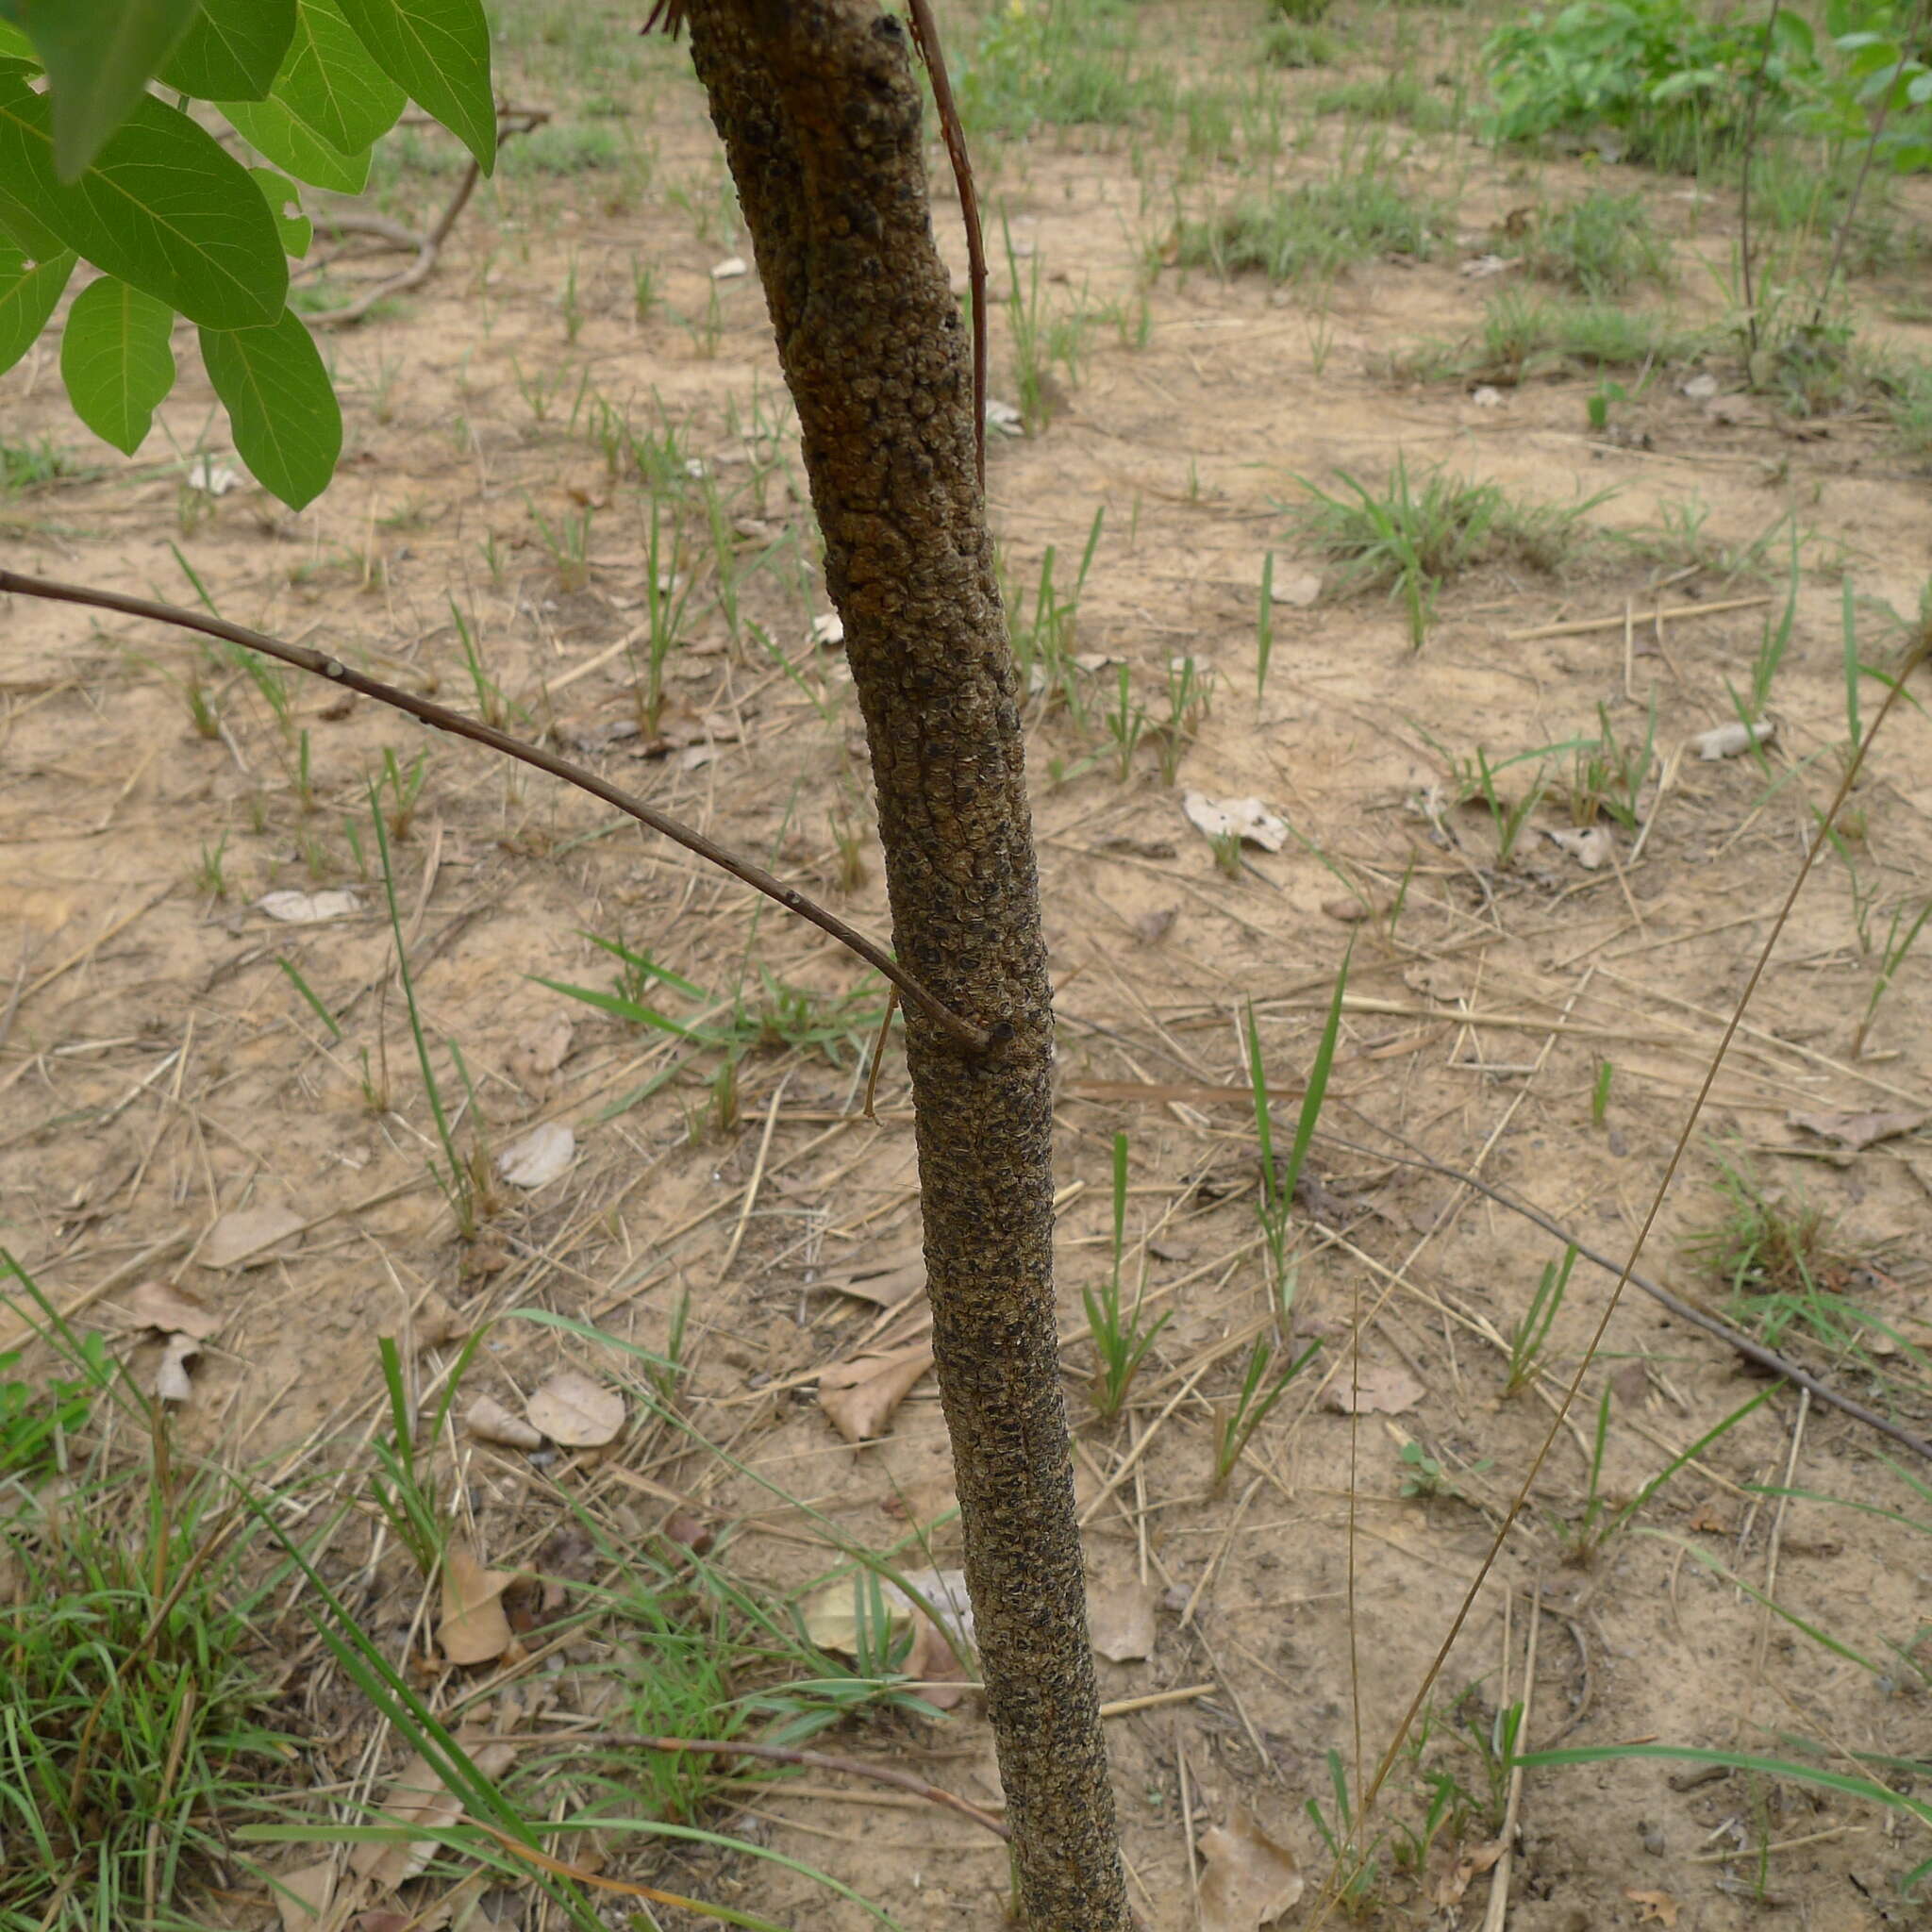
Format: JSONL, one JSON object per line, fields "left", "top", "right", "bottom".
{"left": 1503, "top": 593, "right": 1772, "bottom": 643}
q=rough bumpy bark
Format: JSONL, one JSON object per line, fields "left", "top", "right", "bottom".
{"left": 678, "top": 5, "right": 1126, "bottom": 1926}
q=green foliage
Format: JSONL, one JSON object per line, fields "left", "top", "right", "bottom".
{"left": 1261, "top": 19, "right": 1341, "bottom": 68}
{"left": 1084, "top": 1133, "right": 1171, "bottom": 1421}
{"left": 1484, "top": 0, "right": 1813, "bottom": 169}
{"left": 0, "top": 0, "right": 495, "bottom": 507}
{"left": 957, "top": 0, "right": 1163, "bottom": 138}
{"left": 1507, "top": 190, "right": 1672, "bottom": 294}
{"left": 1176, "top": 170, "right": 1447, "bottom": 284}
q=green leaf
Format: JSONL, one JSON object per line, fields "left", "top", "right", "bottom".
{"left": 0, "top": 23, "right": 29, "bottom": 60}
{"left": 248, "top": 169, "right": 311, "bottom": 256}
{"left": 59, "top": 274, "right": 176, "bottom": 454}
{"left": 162, "top": 0, "right": 298, "bottom": 101}
{"left": 0, "top": 243, "right": 74, "bottom": 376}
{"left": 12, "top": 0, "right": 203, "bottom": 179}
{"left": 333, "top": 0, "right": 494, "bottom": 172}
{"left": 0, "top": 75, "right": 286, "bottom": 329}
{"left": 222, "top": 94, "right": 371, "bottom": 193}
{"left": 199, "top": 308, "right": 341, "bottom": 508}
{"left": 278, "top": 0, "right": 406, "bottom": 156}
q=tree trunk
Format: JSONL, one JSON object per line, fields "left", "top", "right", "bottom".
{"left": 678, "top": 5, "right": 1126, "bottom": 1926}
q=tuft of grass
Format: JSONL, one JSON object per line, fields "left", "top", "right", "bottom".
{"left": 1261, "top": 19, "right": 1341, "bottom": 66}
{"left": 1471, "top": 291, "right": 1699, "bottom": 383}
{"left": 1175, "top": 171, "right": 1446, "bottom": 285}
{"left": 958, "top": 0, "right": 1167, "bottom": 139}
{"left": 1291, "top": 458, "right": 1607, "bottom": 647}
{"left": 1502, "top": 190, "right": 1673, "bottom": 296}
{"left": 1084, "top": 1133, "right": 1171, "bottom": 1421}
{"left": 1311, "top": 75, "right": 1458, "bottom": 133}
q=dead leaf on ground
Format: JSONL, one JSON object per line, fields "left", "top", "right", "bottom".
{"left": 1789, "top": 1108, "right": 1926, "bottom": 1152}
{"left": 1321, "top": 892, "right": 1388, "bottom": 923}
{"left": 526, "top": 1371, "right": 625, "bottom": 1448}
{"left": 1625, "top": 1888, "right": 1680, "bottom": 1926}
{"left": 273, "top": 1860, "right": 336, "bottom": 1932}
{"left": 123, "top": 1279, "right": 221, "bottom": 1339}
{"left": 709, "top": 254, "right": 747, "bottom": 279}
{"left": 1432, "top": 1839, "right": 1504, "bottom": 1908}
{"left": 349, "top": 1740, "right": 517, "bottom": 1891}
{"left": 154, "top": 1333, "right": 201, "bottom": 1403}
{"left": 1089, "top": 1577, "right": 1159, "bottom": 1662}
{"left": 812, "top": 1243, "right": 924, "bottom": 1307}
{"left": 441, "top": 1541, "right": 519, "bottom": 1666}
{"left": 801, "top": 1566, "right": 974, "bottom": 1660}
{"left": 1198, "top": 1810, "right": 1305, "bottom": 1930}
{"left": 1133, "top": 905, "right": 1177, "bottom": 945}
{"left": 496, "top": 1120, "right": 575, "bottom": 1190}
{"left": 1322, "top": 1364, "right": 1424, "bottom": 1415}
{"left": 258, "top": 888, "right": 360, "bottom": 924}
{"left": 1693, "top": 718, "right": 1775, "bottom": 760}
{"left": 202, "top": 1202, "right": 305, "bottom": 1269}
{"left": 467, "top": 1394, "right": 543, "bottom": 1450}
{"left": 819, "top": 1341, "right": 934, "bottom": 1442}
{"left": 1182, "top": 791, "right": 1289, "bottom": 853}
{"left": 1543, "top": 824, "right": 1615, "bottom": 871}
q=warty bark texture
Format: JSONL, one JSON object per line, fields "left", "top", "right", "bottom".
{"left": 677, "top": 5, "right": 1126, "bottom": 1927}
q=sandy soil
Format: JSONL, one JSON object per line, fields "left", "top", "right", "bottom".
{"left": 2, "top": 3, "right": 1930, "bottom": 1927}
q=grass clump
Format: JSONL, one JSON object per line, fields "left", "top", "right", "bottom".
{"left": 1262, "top": 19, "right": 1340, "bottom": 65}
{"left": 1291, "top": 457, "right": 1605, "bottom": 646}
{"left": 1311, "top": 75, "right": 1459, "bottom": 133}
{"left": 1505, "top": 190, "right": 1673, "bottom": 295}
{"left": 1409, "top": 291, "right": 1700, "bottom": 385}
{"left": 1177, "top": 173, "right": 1446, "bottom": 283}
{"left": 958, "top": 0, "right": 1166, "bottom": 138}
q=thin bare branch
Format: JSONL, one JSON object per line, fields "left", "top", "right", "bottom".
{"left": 0, "top": 568, "right": 990, "bottom": 1055}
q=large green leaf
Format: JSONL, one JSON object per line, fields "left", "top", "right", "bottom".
{"left": 59, "top": 274, "right": 176, "bottom": 454}
{"left": 11, "top": 0, "right": 203, "bottom": 179}
{"left": 199, "top": 308, "right": 341, "bottom": 509}
{"left": 162, "top": 0, "right": 298, "bottom": 101}
{"left": 279, "top": 0, "right": 406, "bottom": 156}
{"left": 248, "top": 169, "right": 312, "bottom": 256}
{"left": 222, "top": 93, "right": 371, "bottom": 193}
{"left": 0, "top": 243, "right": 74, "bottom": 375}
{"left": 333, "top": 0, "right": 494, "bottom": 172}
{"left": 0, "top": 75, "right": 286, "bottom": 328}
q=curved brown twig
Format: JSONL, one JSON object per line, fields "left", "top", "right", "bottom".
{"left": 305, "top": 108, "right": 549, "bottom": 329}
{"left": 904, "top": 0, "right": 987, "bottom": 487}
{"left": 0, "top": 568, "right": 990, "bottom": 1054}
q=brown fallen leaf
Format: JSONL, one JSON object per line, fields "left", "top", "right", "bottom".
{"left": 466, "top": 1395, "right": 543, "bottom": 1451}
{"left": 1198, "top": 1809, "right": 1304, "bottom": 1930}
{"left": 1089, "top": 1577, "right": 1159, "bottom": 1662}
{"left": 440, "top": 1541, "right": 519, "bottom": 1666}
{"left": 526, "top": 1371, "right": 625, "bottom": 1448}
{"left": 1625, "top": 1887, "right": 1680, "bottom": 1926}
{"left": 813, "top": 1244, "right": 925, "bottom": 1307}
{"left": 1321, "top": 1364, "right": 1424, "bottom": 1416}
{"left": 819, "top": 1341, "right": 935, "bottom": 1442}
{"left": 154, "top": 1333, "right": 201, "bottom": 1403}
{"left": 1321, "top": 893, "right": 1387, "bottom": 923}
{"left": 1688, "top": 1503, "right": 1733, "bottom": 1535}
{"left": 202, "top": 1202, "right": 305, "bottom": 1269}
{"left": 124, "top": 1279, "right": 222, "bottom": 1339}
{"left": 273, "top": 1859, "right": 336, "bottom": 1932}
{"left": 1432, "top": 1839, "right": 1504, "bottom": 1908}
{"left": 1789, "top": 1108, "right": 1927, "bottom": 1152}
{"left": 1133, "top": 905, "right": 1177, "bottom": 945}
{"left": 349, "top": 1740, "right": 517, "bottom": 1891}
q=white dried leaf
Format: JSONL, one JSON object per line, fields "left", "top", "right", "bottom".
{"left": 1460, "top": 254, "right": 1518, "bottom": 279}
{"left": 986, "top": 397, "right": 1024, "bottom": 436}
{"left": 1693, "top": 718, "right": 1775, "bottom": 760}
{"left": 155, "top": 1333, "right": 200, "bottom": 1403}
{"left": 466, "top": 1394, "right": 544, "bottom": 1450}
{"left": 1182, "top": 792, "right": 1288, "bottom": 853}
{"left": 527, "top": 1370, "right": 625, "bottom": 1447}
{"left": 809, "top": 611, "right": 844, "bottom": 647}
{"left": 709, "top": 255, "right": 747, "bottom": 279}
{"left": 1680, "top": 373, "right": 1720, "bottom": 400}
{"left": 1543, "top": 824, "right": 1615, "bottom": 870}
{"left": 496, "top": 1120, "right": 575, "bottom": 1190}
{"left": 1470, "top": 385, "right": 1504, "bottom": 408}
{"left": 1270, "top": 571, "right": 1323, "bottom": 608}
{"left": 257, "top": 889, "right": 359, "bottom": 924}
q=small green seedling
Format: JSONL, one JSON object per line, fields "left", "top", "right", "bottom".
{"left": 1591, "top": 1058, "right": 1614, "bottom": 1126}
{"left": 1213, "top": 1334, "right": 1322, "bottom": 1489}
{"left": 1507, "top": 1243, "right": 1577, "bottom": 1396}
{"left": 1084, "top": 1132, "right": 1171, "bottom": 1421}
